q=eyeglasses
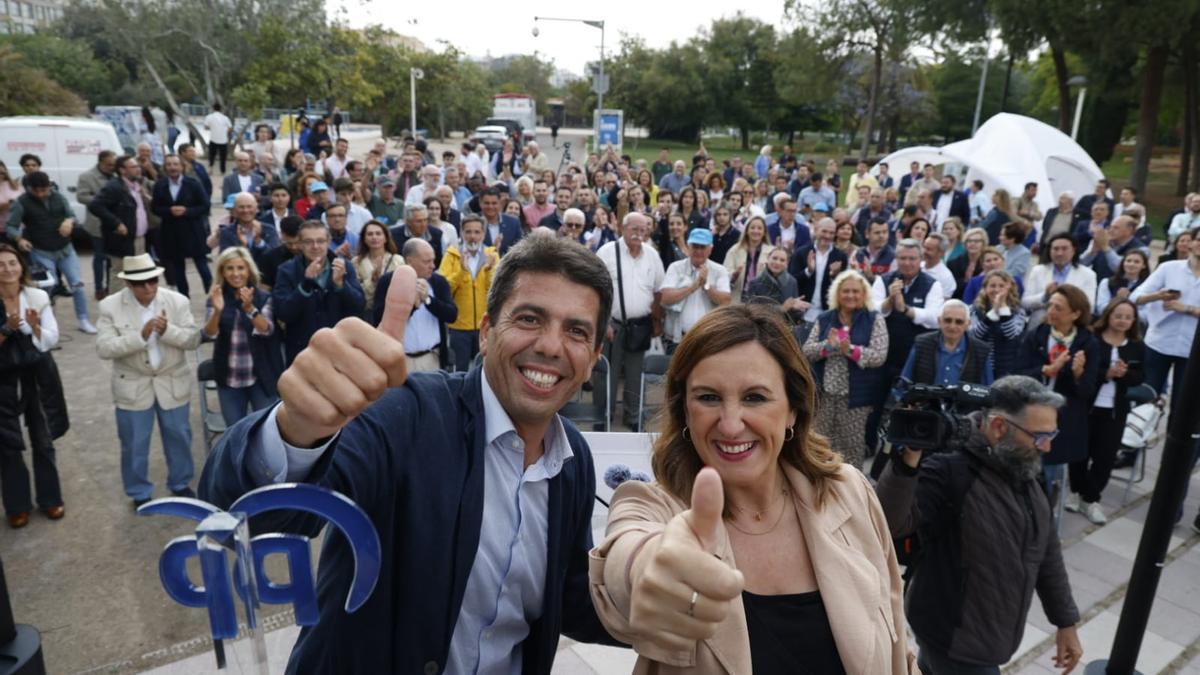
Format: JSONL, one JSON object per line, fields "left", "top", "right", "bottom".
{"left": 998, "top": 415, "right": 1059, "bottom": 445}
{"left": 128, "top": 278, "right": 159, "bottom": 288}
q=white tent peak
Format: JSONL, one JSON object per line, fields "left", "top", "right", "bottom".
{"left": 874, "top": 113, "right": 1105, "bottom": 215}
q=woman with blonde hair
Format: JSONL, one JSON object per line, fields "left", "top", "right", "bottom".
{"left": 980, "top": 187, "right": 1023, "bottom": 245}
{"left": 203, "top": 246, "right": 280, "bottom": 425}
{"left": 590, "top": 303, "right": 912, "bottom": 674}
{"left": 724, "top": 216, "right": 774, "bottom": 303}
{"left": 513, "top": 175, "right": 535, "bottom": 206}
{"left": 801, "top": 270, "right": 889, "bottom": 468}
{"left": 969, "top": 269, "right": 1027, "bottom": 378}
{"left": 942, "top": 216, "right": 966, "bottom": 262}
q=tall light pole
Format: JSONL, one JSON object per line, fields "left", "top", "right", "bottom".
{"left": 410, "top": 68, "right": 424, "bottom": 138}
{"left": 532, "top": 16, "right": 606, "bottom": 114}
{"left": 971, "top": 19, "right": 993, "bottom": 136}
{"left": 1068, "top": 75, "right": 1088, "bottom": 141}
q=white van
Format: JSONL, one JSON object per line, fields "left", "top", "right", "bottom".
{"left": 0, "top": 116, "right": 124, "bottom": 222}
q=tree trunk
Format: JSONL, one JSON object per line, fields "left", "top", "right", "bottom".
{"left": 1130, "top": 44, "right": 1168, "bottom": 197}
{"left": 142, "top": 57, "right": 207, "bottom": 154}
{"left": 1180, "top": 37, "right": 1197, "bottom": 195}
{"left": 740, "top": 126, "right": 750, "bottom": 151}
{"left": 1000, "top": 51, "right": 1015, "bottom": 112}
{"left": 886, "top": 114, "right": 899, "bottom": 153}
{"left": 1049, "top": 39, "right": 1072, "bottom": 133}
{"left": 859, "top": 45, "right": 884, "bottom": 161}
{"left": 787, "top": 129, "right": 796, "bottom": 146}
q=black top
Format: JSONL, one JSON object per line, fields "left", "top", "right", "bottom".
{"left": 743, "top": 590, "right": 845, "bottom": 675}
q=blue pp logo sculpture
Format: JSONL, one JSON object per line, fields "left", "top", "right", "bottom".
{"left": 138, "top": 483, "right": 381, "bottom": 669}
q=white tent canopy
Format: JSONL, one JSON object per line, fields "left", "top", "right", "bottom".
{"left": 874, "top": 113, "right": 1105, "bottom": 216}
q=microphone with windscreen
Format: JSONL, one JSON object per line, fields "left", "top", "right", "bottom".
{"left": 596, "top": 464, "right": 653, "bottom": 507}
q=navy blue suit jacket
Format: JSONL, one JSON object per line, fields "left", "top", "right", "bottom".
{"left": 271, "top": 251, "right": 365, "bottom": 365}
{"left": 483, "top": 215, "right": 523, "bottom": 255}
{"left": 933, "top": 189, "right": 972, "bottom": 225}
{"left": 767, "top": 221, "right": 812, "bottom": 250}
{"left": 198, "top": 367, "right": 615, "bottom": 674}
{"left": 221, "top": 171, "right": 266, "bottom": 202}
{"left": 790, "top": 244, "right": 849, "bottom": 309}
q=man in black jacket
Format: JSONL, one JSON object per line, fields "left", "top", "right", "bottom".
{"left": 876, "top": 375, "right": 1083, "bottom": 674}
{"left": 88, "top": 155, "right": 149, "bottom": 290}
{"left": 373, "top": 238, "right": 457, "bottom": 371}
{"left": 151, "top": 155, "right": 212, "bottom": 298}
{"left": 791, "top": 217, "right": 848, "bottom": 323}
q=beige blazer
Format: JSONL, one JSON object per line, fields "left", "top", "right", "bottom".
{"left": 589, "top": 463, "right": 915, "bottom": 675}
{"left": 723, "top": 242, "right": 774, "bottom": 304}
{"left": 96, "top": 287, "right": 202, "bottom": 410}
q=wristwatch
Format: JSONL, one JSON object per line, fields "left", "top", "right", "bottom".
{"left": 245, "top": 307, "right": 260, "bottom": 319}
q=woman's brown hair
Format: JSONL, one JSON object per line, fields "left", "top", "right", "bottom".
{"left": 0, "top": 243, "right": 32, "bottom": 286}
{"left": 1052, "top": 284, "right": 1092, "bottom": 329}
{"left": 1091, "top": 298, "right": 1142, "bottom": 342}
{"left": 355, "top": 220, "right": 398, "bottom": 259}
{"left": 973, "top": 269, "right": 1021, "bottom": 312}
{"left": 651, "top": 304, "right": 843, "bottom": 510}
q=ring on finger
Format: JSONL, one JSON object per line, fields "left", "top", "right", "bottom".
{"left": 687, "top": 590, "right": 698, "bottom": 617}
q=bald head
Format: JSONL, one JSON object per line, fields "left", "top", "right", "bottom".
{"left": 402, "top": 238, "right": 435, "bottom": 278}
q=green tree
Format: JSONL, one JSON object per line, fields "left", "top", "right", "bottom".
{"left": 486, "top": 54, "right": 554, "bottom": 110}
{"left": 607, "top": 38, "right": 711, "bottom": 142}
{"left": 0, "top": 46, "right": 87, "bottom": 116}
{"left": 0, "top": 33, "right": 118, "bottom": 106}
{"left": 701, "top": 15, "right": 779, "bottom": 149}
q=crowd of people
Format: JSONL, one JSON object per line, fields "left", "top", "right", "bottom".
{"left": 2, "top": 120, "right": 1199, "bottom": 673}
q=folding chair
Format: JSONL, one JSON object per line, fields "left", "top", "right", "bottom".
{"left": 560, "top": 354, "right": 610, "bottom": 432}
{"left": 196, "top": 357, "right": 227, "bottom": 452}
{"left": 636, "top": 354, "right": 671, "bottom": 432}
{"left": 1108, "top": 384, "right": 1162, "bottom": 506}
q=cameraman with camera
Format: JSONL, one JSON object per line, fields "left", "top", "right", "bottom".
{"left": 876, "top": 375, "right": 1083, "bottom": 674}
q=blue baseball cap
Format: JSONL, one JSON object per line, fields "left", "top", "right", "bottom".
{"left": 687, "top": 229, "right": 714, "bottom": 246}
{"left": 309, "top": 181, "right": 329, "bottom": 193}
{"left": 223, "top": 195, "right": 237, "bottom": 209}
{"left": 813, "top": 201, "right": 831, "bottom": 212}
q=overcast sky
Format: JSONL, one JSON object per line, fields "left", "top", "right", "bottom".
{"left": 331, "top": 0, "right": 789, "bottom": 77}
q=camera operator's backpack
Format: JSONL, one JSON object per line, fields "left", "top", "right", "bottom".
{"left": 893, "top": 453, "right": 980, "bottom": 574}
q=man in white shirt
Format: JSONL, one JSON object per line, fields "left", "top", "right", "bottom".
{"left": 405, "top": 164, "right": 442, "bottom": 207}
{"left": 921, "top": 232, "right": 957, "bottom": 300}
{"left": 792, "top": 218, "right": 848, "bottom": 322}
{"left": 1130, "top": 225, "right": 1200, "bottom": 530}
{"left": 1168, "top": 193, "right": 1200, "bottom": 239}
{"left": 660, "top": 228, "right": 731, "bottom": 348}
{"left": 594, "top": 212, "right": 664, "bottom": 428}
{"left": 1022, "top": 233, "right": 1097, "bottom": 327}
{"left": 323, "top": 138, "right": 352, "bottom": 181}
{"left": 202, "top": 103, "right": 233, "bottom": 174}
{"left": 395, "top": 238, "right": 456, "bottom": 373}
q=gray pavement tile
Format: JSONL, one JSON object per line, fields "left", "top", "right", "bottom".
{"left": 1062, "top": 540, "right": 1140, "bottom": 588}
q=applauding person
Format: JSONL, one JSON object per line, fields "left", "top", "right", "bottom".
{"left": 202, "top": 247, "right": 280, "bottom": 425}
{"left": 589, "top": 304, "right": 910, "bottom": 673}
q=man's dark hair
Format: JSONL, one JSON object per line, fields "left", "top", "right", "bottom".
{"left": 279, "top": 215, "right": 304, "bottom": 237}
{"left": 942, "top": 174, "right": 957, "bottom": 184}
{"left": 1124, "top": 185, "right": 1138, "bottom": 197}
{"left": 973, "top": 179, "right": 984, "bottom": 190}
{"left": 1001, "top": 222, "right": 1025, "bottom": 243}
{"left": 879, "top": 162, "right": 889, "bottom": 169}
{"left": 178, "top": 142, "right": 193, "bottom": 153}
{"left": 26, "top": 171, "right": 50, "bottom": 189}
{"left": 810, "top": 172, "right": 824, "bottom": 182}
{"left": 487, "top": 236, "right": 613, "bottom": 349}
{"left": 903, "top": 204, "right": 921, "bottom": 218}
{"left": 115, "top": 155, "right": 136, "bottom": 173}
{"left": 923, "top": 163, "right": 934, "bottom": 169}
{"left": 1024, "top": 181, "right": 1038, "bottom": 190}
{"left": 336, "top": 137, "right": 349, "bottom": 146}
{"left": 870, "top": 215, "right": 890, "bottom": 229}
{"left": 332, "top": 177, "right": 354, "bottom": 193}
{"left": 212, "top": 103, "right": 222, "bottom": 112}
{"left": 346, "top": 160, "right": 362, "bottom": 173}
{"left": 480, "top": 187, "right": 502, "bottom": 200}
{"left": 1098, "top": 178, "right": 1110, "bottom": 188}
{"left": 415, "top": 139, "right": 428, "bottom": 152}
{"left": 986, "top": 375, "right": 1065, "bottom": 419}
{"left": 269, "top": 182, "right": 289, "bottom": 195}
{"left": 1047, "top": 232, "right": 1078, "bottom": 264}
{"left": 18, "top": 154, "right": 41, "bottom": 167}
{"left": 98, "top": 150, "right": 117, "bottom": 163}
{"left": 324, "top": 202, "right": 348, "bottom": 215}
{"left": 442, "top": 151, "right": 455, "bottom": 160}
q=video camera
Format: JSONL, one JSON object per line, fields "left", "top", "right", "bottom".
{"left": 886, "top": 382, "right": 993, "bottom": 452}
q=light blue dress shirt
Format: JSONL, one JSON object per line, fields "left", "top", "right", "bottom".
{"left": 248, "top": 370, "right": 574, "bottom": 675}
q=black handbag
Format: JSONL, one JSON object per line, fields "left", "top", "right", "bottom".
{"left": 615, "top": 243, "right": 653, "bottom": 352}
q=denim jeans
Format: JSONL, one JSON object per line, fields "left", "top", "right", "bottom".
{"left": 115, "top": 402, "right": 194, "bottom": 500}
{"left": 449, "top": 329, "right": 479, "bottom": 372}
{"left": 90, "top": 234, "right": 109, "bottom": 293}
{"left": 216, "top": 381, "right": 275, "bottom": 427}
{"left": 29, "top": 245, "right": 90, "bottom": 321}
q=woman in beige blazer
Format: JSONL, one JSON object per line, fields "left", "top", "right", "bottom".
{"left": 723, "top": 216, "right": 773, "bottom": 304}
{"left": 589, "top": 303, "right": 913, "bottom": 674}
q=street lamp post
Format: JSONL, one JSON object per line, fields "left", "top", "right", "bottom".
{"left": 410, "top": 68, "right": 424, "bottom": 138}
{"left": 532, "top": 16, "right": 606, "bottom": 121}
{"left": 1068, "top": 75, "right": 1088, "bottom": 141}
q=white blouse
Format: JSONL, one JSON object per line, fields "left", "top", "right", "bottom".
{"left": 15, "top": 287, "right": 59, "bottom": 352}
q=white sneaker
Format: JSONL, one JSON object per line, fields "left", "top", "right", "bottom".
{"left": 78, "top": 318, "right": 98, "bottom": 334}
{"left": 1084, "top": 502, "right": 1108, "bottom": 525}
{"left": 1064, "top": 492, "right": 1081, "bottom": 513}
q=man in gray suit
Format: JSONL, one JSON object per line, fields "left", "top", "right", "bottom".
{"left": 75, "top": 150, "right": 118, "bottom": 299}
{"left": 220, "top": 151, "right": 264, "bottom": 203}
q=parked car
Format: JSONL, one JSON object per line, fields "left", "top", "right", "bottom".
{"left": 473, "top": 125, "right": 509, "bottom": 155}
{"left": 0, "top": 116, "right": 123, "bottom": 222}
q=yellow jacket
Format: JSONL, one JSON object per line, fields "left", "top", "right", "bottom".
{"left": 438, "top": 245, "right": 496, "bottom": 331}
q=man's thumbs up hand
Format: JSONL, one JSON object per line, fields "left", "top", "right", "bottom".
{"left": 629, "top": 468, "right": 744, "bottom": 653}
{"left": 276, "top": 266, "right": 417, "bottom": 448}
